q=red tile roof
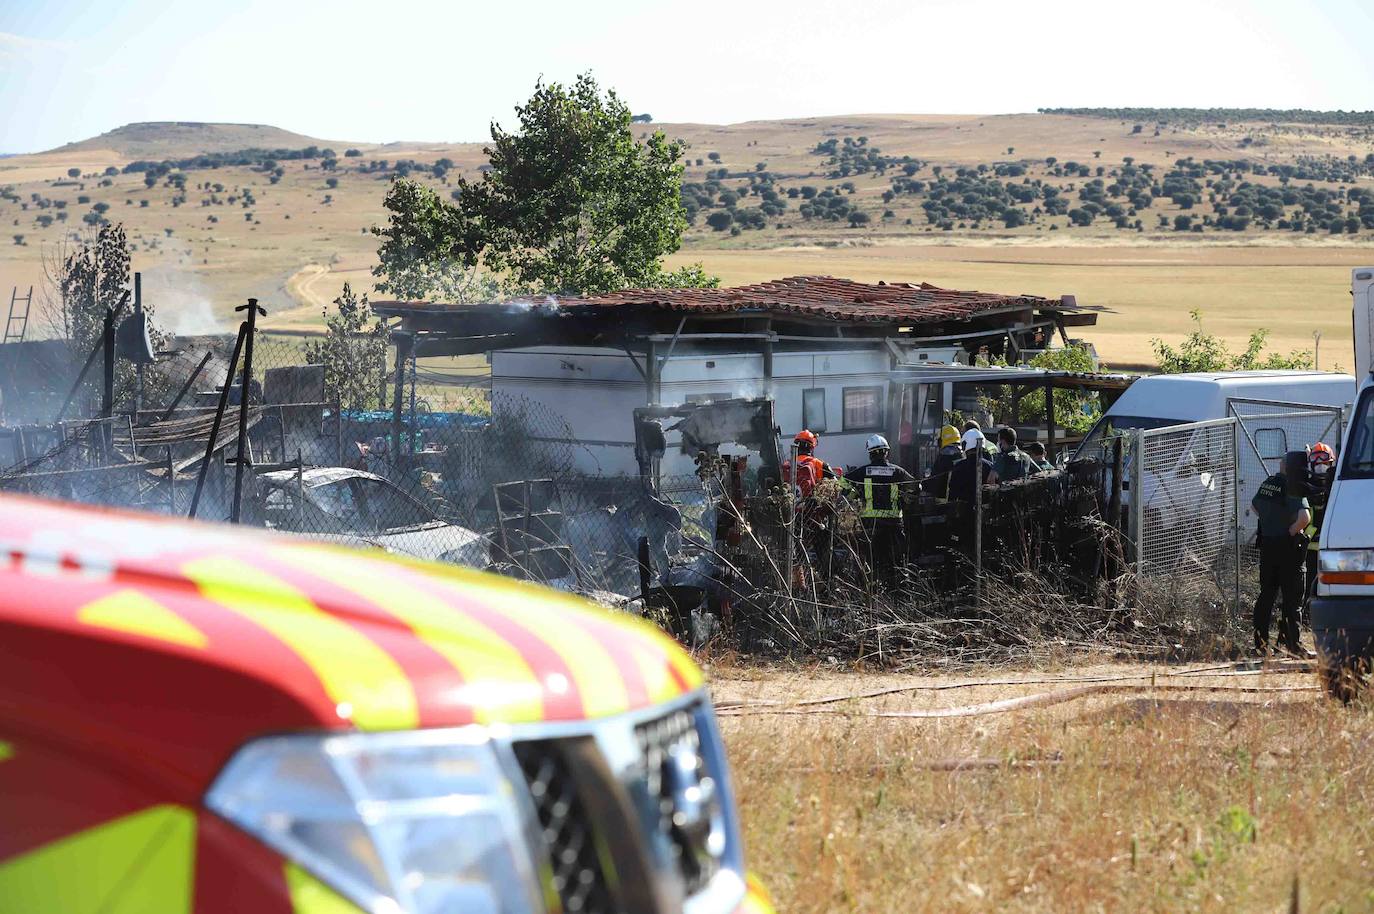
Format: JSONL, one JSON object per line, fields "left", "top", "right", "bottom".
{"left": 375, "top": 275, "right": 1085, "bottom": 326}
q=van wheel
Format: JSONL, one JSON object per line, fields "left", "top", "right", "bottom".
{"left": 1318, "top": 663, "right": 1360, "bottom": 704}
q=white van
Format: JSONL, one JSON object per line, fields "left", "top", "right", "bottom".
{"left": 1312, "top": 268, "right": 1374, "bottom": 697}
{"left": 1074, "top": 371, "right": 1354, "bottom": 540}
{"left": 1076, "top": 371, "right": 1355, "bottom": 454}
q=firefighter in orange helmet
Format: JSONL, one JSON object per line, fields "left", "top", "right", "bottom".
{"left": 786, "top": 429, "right": 835, "bottom": 497}
{"left": 786, "top": 430, "right": 838, "bottom": 582}
{"left": 1303, "top": 442, "right": 1336, "bottom": 622}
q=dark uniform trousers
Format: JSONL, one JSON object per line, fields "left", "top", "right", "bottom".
{"left": 1255, "top": 535, "right": 1303, "bottom": 651}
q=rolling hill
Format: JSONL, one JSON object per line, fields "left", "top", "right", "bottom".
{"left": 50, "top": 121, "right": 353, "bottom": 159}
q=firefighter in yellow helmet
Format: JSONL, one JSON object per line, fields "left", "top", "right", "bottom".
{"left": 921, "top": 424, "right": 963, "bottom": 499}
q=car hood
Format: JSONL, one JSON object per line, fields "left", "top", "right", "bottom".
{"left": 0, "top": 496, "right": 700, "bottom": 789}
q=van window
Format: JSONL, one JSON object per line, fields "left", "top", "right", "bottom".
{"left": 1254, "top": 428, "right": 1288, "bottom": 461}
{"left": 1075, "top": 414, "right": 1182, "bottom": 458}
{"left": 1342, "top": 389, "right": 1374, "bottom": 479}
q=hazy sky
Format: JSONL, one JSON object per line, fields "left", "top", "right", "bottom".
{"left": 3, "top": 0, "right": 1373, "bottom": 153}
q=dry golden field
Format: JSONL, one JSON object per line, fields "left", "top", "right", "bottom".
{"left": 712, "top": 659, "right": 1374, "bottom": 914}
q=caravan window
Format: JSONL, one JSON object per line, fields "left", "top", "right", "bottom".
{"left": 842, "top": 387, "right": 883, "bottom": 431}
{"left": 803, "top": 388, "right": 827, "bottom": 432}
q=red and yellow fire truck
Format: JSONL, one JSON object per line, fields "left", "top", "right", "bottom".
{"left": 0, "top": 495, "right": 773, "bottom": 914}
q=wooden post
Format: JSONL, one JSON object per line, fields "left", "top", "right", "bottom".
{"left": 390, "top": 332, "right": 413, "bottom": 461}
{"left": 1044, "top": 379, "right": 1058, "bottom": 463}
{"left": 644, "top": 338, "right": 657, "bottom": 406}
{"left": 974, "top": 455, "right": 983, "bottom": 605}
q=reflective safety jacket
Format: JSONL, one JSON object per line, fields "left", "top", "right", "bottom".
{"left": 843, "top": 461, "right": 917, "bottom": 520}
{"left": 1305, "top": 475, "right": 1332, "bottom": 551}
{"left": 784, "top": 454, "right": 833, "bottom": 498}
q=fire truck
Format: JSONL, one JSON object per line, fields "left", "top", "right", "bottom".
{"left": 0, "top": 495, "right": 773, "bottom": 914}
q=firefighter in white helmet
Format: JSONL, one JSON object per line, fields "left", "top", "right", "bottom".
{"left": 842, "top": 434, "right": 917, "bottom": 585}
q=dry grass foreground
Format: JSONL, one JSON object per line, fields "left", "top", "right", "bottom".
{"left": 711, "top": 660, "right": 1374, "bottom": 913}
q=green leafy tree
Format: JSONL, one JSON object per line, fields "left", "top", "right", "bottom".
{"left": 40, "top": 224, "right": 170, "bottom": 409}
{"left": 1151, "top": 310, "right": 1313, "bottom": 372}
{"left": 374, "top": 73, "right": 711, "bottom": 297}
{"left": 302, "top": 283, "right": 390, "bottom": 411}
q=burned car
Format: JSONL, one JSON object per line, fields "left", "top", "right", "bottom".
{"left": 250, "top": 466, "right": 490, "bottom": 568}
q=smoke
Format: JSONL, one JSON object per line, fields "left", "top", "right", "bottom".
{"left": 170, "top": 297, "right": 223, "bottom": 336}
{"left": 502, "top": 295, "right": 562, "bottom": 315}
{"left": 138, "top": 267, "right": 227, "bottom": 336}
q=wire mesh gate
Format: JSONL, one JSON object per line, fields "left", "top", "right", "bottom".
{"left": 1130, "top": 418, "right": 1242, "bottom": 614}
{"left": 1227, "top": 397, "right": 1345, "bottom": 537}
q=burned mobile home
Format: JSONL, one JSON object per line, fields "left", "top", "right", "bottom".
{"left": 373, "top": 275, "right": 1115, "bottom": 475}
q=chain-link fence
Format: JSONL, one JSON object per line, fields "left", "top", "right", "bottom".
{"left": 1228, "top": 397, "right": 1345, "bottom": 536}
{"left": 6, "top": 321, "right": 1351, "bottom": 656}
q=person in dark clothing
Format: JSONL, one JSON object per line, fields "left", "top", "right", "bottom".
{"left": 1252, "top": 450, "right": 1312, "bottom": 655}
{"left": 843, "top": 435, "right": 917, "bottom": 585}
{"left": 990, "top": 427, "right": 1035, "bottom": 484}
{"left": 923, "top": 424, "right": 964, "bottom": 498}
{"left": 1302, "top": 442, "right": 1335, "bottom": 621}
{"left": 949, "top": 429, "right": 994, "bottom": 505}
{"left": 1024, "top": 441, "right": 1053, "bottom": 473}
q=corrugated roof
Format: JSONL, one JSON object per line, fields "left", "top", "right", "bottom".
{"left": 374, "top": 275, "right": 1085, "bottom": 326}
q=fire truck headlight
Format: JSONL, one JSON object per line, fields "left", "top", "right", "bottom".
{"left": 206, "top": 729, "right": 544, "bottom": 914}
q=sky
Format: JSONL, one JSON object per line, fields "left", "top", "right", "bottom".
{"left": 3, "top": 0, "right": 1374, "bottom": 153}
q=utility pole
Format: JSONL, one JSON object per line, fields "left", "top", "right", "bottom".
{"left": 1313, "top": 329, "right": 1323, "bottom": 371}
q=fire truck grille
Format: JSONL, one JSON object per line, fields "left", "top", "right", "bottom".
{"left": 636, "top": 705, "right": 720, "bottom": 896}
{"left": 512, "top": 742, "right": 615, "bottom": 914}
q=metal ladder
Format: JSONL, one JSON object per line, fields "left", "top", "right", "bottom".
{"left": 4, "top": 286, "right": 33, "bottom": 344}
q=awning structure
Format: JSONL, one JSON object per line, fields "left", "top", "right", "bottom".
{"left": 372, "top": 275, "right": 1106, "bottom": 357}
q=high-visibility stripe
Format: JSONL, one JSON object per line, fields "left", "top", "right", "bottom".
{"left": 739, "top": 874, "right": 777, "bottom": 914}
{"left": 368, "top": 558, "right": 590, "bottom": 720}
{"left": 77, "top": 588, "right": 209, "bottom": 650}
{"left": 284, "top": 863, "right": 364, "bottom": 914}
{"left": 412, "top": 568, "right": 632, "bottom": 719}
{"left": 270, "top": 548, "right": 547, "bottom": 725}
{"left": 0, "top": 804, "right": 196, "bottom": 914}
{"left": 0, "top": 740, "right": 11, "bottom": 763}
{"left": 182, "top": 556, "right": 419, "bottom": 731}
{"left": 861, "top": 478, "right": 902, "bottom": 519}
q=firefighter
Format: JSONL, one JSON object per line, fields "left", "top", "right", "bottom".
{"left": 1252, "top": 450, "right": 1312, "bottom": 656}
{"left": 1303, "top": 442, "right": 1336, "bottom": 620}
{"left": 784, "top": 430, "right": 834, "bottom": 497}
{"left": 949, "top": 429, "right": 994, "bottom": 505}
{"left": 786, "top": 430, "right": 837, "bottom": 580}
{"left": 923, "top": 424, "right": 963, "bottom": 498}
{"left": 843, "top": 434, "right": 917, "bottom": 585}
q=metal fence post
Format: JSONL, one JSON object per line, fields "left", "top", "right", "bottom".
{"left": 189, "top": 322, "right": 247, "bottom": 519}
{"left": 1131, "top": 428, "right": 1144, "bottom": 569}
{"left": 230, "top": 299, "right": 265, "bottom": 524}
{"left": 1232, "top": 419, "right": 1242, "bottom": 620}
